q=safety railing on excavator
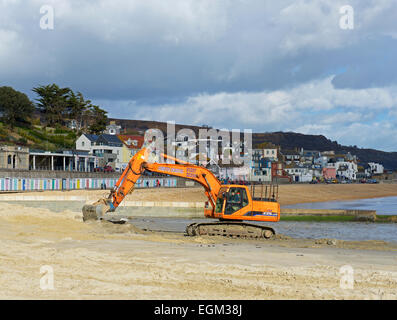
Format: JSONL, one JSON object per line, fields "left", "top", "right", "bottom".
{"left": 249, "top": 183, "right": 279, "bottom": 202}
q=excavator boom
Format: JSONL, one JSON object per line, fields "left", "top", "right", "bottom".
{"left": 82, "top": 148, "right": 222, "bottom": 221}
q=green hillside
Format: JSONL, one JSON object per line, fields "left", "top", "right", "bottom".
{"left": 0, "top": 84, "right": 108, "bottom": 151}
{"left": 0, "top": 121, "right": 76, "bottom": 151}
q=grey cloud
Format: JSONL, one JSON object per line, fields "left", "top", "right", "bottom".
{"left": 2, "top": 0, "right": 396, "bottom": 101}
{"left": 1, "top": 0, "right": 397, "bottom": 150}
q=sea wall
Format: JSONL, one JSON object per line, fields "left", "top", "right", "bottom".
{"left": 0, "top": 169, "right": 200, "bottom": 191}
{"left": 0, "top": 176, "right": 180, "bottom": 192}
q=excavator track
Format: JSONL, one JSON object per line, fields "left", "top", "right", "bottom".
{"left": 186, "top": 222, "right": 275, "bottom": 239}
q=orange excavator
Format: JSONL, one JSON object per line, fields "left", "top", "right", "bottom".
{"left": 82, "top": 147, "right": 280, "bottom": 239}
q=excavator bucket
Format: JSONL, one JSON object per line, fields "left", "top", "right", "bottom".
{"left": 82, "top": 199, "right": 112, "bottom": 222}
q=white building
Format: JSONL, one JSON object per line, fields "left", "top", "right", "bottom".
{"left": 299, "top": 149, "right": 320, "bottom": 165}
{"left": 314, "top": 155, "right": 330, "bottom": 168}
{"left": 328, "top": 161, "right": 358, "bottom": 180}
{"left": 219, "top": 165, "right": 250, "bottom": 181}
{"left": 249, "top": 167, "right": 272, "bottom": 182}
{"left": 285, "top": 167, "right": 313, "bottom": 183}
{"left": 76, "top": 133, "right": 123, "bottom": 169}
{"left": 249, "top": 149, "right": 272, "bottom": 182}
{"left": 367, "top": 162, "right": 384, "bottom": 175}
{"left": 312, "top": 168, "right": 323, "bottom": 179}
{"left": 168, "top": 135, "right": 224, "bottom": 165}
{"left": 105, "top": 122, "right": 122, "bottom": 135}
{"left": 76, "top": 134, "right": 98, "bottom": 152}
{"left": 66, "top": 119, "right": 77, "bottom": 130}
{"left": 283, "top": 151, "right": 301, "bottom": 165}
{"left": 29, "top": 150, "right": 98, "bottom": 172}
{"left": 263, "top": 148, "right": 278, "bottom": 161}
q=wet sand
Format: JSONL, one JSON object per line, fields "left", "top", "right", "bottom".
{"left": 0, "top": 202, "right": 397, "bottom": 300}
{"left": 23, "top": 183, "right": 397, "bottom": 206}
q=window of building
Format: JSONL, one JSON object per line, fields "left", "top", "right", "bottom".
{"left": 8, "top": 155, "right": 11, "bottom": 165}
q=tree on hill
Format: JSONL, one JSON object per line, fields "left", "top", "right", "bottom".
{"left": 88, "top": 105, "right": 108, "bottom": 134}
{"left": 33, "top": 84, "right": 71, "bottom": 126}
{"left": 66, "top": 91, "right": 108, "bottom": 134}
{"left": 0, "top": 86, "right": 34, "bottom": 128}
{"left": 66, "top": 91, "right": 92, "bottom": 132}
{"left": 33, "top": 84, "right": 108, "bottom": 133}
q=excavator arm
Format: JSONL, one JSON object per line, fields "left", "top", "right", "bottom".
{"left": 82, "top": 148, "right": 222, "bottom": 221}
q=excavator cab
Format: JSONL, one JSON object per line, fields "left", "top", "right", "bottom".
{"left": 213, "top": 187, "right": 248, "bottom": 215}
{"left": 224, "top": 187, "right": 249, "bottom": 215}
{"left": 207, "top": 184, "right": 280, "bottom": 223}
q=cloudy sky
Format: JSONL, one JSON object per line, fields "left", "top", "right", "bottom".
{"left": 1, "top": 0, "right": 397, "bottom": 151}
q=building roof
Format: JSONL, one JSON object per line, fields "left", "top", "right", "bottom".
{"left": 96, "top": 134, "right": 123, "bottom": 147}
{"left": 84, "top": 134, "right": 99, "bottom": 142}
{"left": 281, "top": 149, "right": 300, "bottom": 155}
{"left": 301, "top": 151, "right": 319, "bottom": 157}
{"left": 117, "top": 135, "right": 145, "bottom": 149}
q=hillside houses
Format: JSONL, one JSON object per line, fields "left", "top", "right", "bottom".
{"left": 71, "top": 123, "right": 388, "bottom": 182}
{"left": 248, "top": 145, "right": 385, "bottom": 183}
{"left": 0, "top": 123, "right": 388, "bottom": 183}
{"left": 162, "top": 134, "right": 386, "bottom": 183}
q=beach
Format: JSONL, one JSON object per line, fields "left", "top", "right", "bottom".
{"left": 19, "top": 183, "right": 397, "bottom": 205}
{"left": 1, "top": 184, "right": 397, "bottom": 299}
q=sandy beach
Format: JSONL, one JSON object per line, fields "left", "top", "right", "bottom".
{"left": 23, "top": 183, "right": 397, "bottom": 205}
{"left": 1, "top": 184, "right": 397, "bottom": 300}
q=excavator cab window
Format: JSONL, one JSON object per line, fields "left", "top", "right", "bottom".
{"left": 215, "top": 195, "right": 224, "bottom": 213}
{"left": 215, "top": 189, "right": 227, "bottom": 214}
{"left": 224, "top": 187, "right": 248, "bottom": 215}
